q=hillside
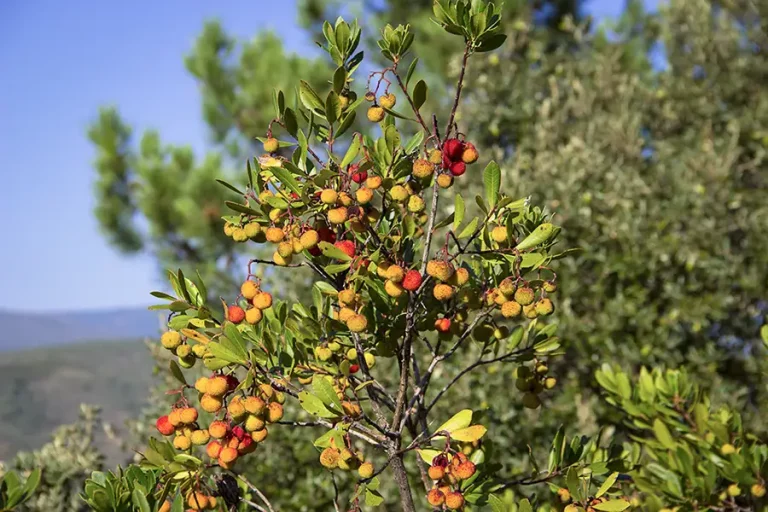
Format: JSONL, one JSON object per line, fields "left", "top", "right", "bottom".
{"left": 0, "top": 307, "right": 162, "bottom": 351}
{"left": 0, "top": 340, "right": 154, "bottom": 464}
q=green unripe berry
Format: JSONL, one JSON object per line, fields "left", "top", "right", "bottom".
{"left": 364, "top": 352, "right": 375, "bottom": 369}
{"left": 346, "top": 348, "right": 358, "bottom": 361}
{"left": 328, "top": 340, "right": 342, "bottom": 353}
{"left": 727, "top": 484, "right": 741, "bottom": 497}
{"left": 522, "top": 392, "right": 541, "bottom": 409}
{"left": 176, "top": 344, "right": 192, "bottom": 358}
{"left": 315, "top": 346, "right": 333, "bottom": 362}
{"left": 543, "top": 280, "right": 558, "bottom": 293}
{"left": 544, "top": 377, "right": 557, "bottom": 389}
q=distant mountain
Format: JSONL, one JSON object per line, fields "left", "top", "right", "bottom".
{"left": 0, "top": 307, "right": 163, "bottom": 351}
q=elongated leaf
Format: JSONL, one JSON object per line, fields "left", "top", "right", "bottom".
{"left": 131, "top": 489, "right": 151, "bottom": 512}
{"left": 515, "top": 223, "right": 557, "bottom": 251}
{"left": 169, "top": 361, "right": 187, "bottom": 386}
{"left": 518, "top": 498, "right": 532, "bottom": 512}
{"left": 451, "top": 425, "right": 487, "bottom": 442}
{"left": 298, "top": 391, "right": 337, "bottom": 418}
{"left": 458, "top": 217, "right": 479, "bottom": 239}
{"left": 483, "top": 161, "right": 501, "bottom": 208}
{"left": 333, "top": 66, "right": 346, "bottom": 94}
{"left": 488, "top": 495, "right": 505, "bottom": 512}
{"left": 436, "top": 409, "right": 473, "bottom": 434}
{"left": 596, "top": 472, "right": 619, "bottom": 498}
{"left": 207, "top": 342, "right": 244, "bottom": 365}
{"left": 593, "top": 500, "right": 631, "bottom": 511}
{"left": 267, "top": 166, "right": 302, "bottom": 196}
{"left": 653, "top": 419, "right": 676, "bottom": 449}
{"left": 326, "top": 91, "right": 341, "bottom": 124}
{"left": 341, "top": 135, "right": 361, "bottom": 168}
{"left": 566, "top": 466, "right": 583, "bottom": 501}
{"left": 319, "top": 241, "right": 352, "bottom": 261}
{"left": 299, "top": 80, "right": 324, "bottom": 112}
{"left": 405, "top": 57, "right": 419, "bottom": 86}
{"left": 413, "top": 79, "right": 427, "bottom": 110}
{"left": 215, "top": 179, "right": 244, "bottom": 196}
{"left": 312, "top": 375, "right": 344, "bottom": 413}
{"left": 417, "top": 449, "right": 443, "bottom": 464}
{"left": 225, "top": 201, "right": 261, "bottom": 216}
{"left": 454, "top": 194, "right": 465, "bottom": 230}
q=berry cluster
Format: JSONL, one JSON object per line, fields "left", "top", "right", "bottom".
{"left": 488, "top": 277, "right": 556, "bottom": 321}
{"left": 313, "top": 339, "right": 375, "bottom": 379}
{"left": 319, "top": 441, "right": 375, "bottom": 479}
{"left": 515, "top": 362, "right": 557, "bottom": 409}
{"left": 160, "top": 330, "right": 207, "bottom": 369}
{"left": 426, "top": 453, "right": 476, "bottom": 510}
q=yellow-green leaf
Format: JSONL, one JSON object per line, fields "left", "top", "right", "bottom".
{"left": 595, "top": 472, "right": 619, "bottom": 498}
{"left": 435, "top": 409, "right": 473, "bottom": 434}
{"left": 451, "top": 425, "right": 487, "bottom": 442}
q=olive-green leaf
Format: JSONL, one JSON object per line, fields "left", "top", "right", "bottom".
{"left": 312, "top": 375, "right": 344, "bottom": 413}
{"left": 451, "top": 425, "right": 487, "bottom": 442}
{"left": 454, "top": 194, "right": 465, "bottom": 231}
{"left": 413, "top": 79, "right": 428, "bottom": 111}
{"left": 518, "top": 498, "right": 532, "bottom": 512}
{"left": 515, "top": 223, "right": 557, "bottom": 251}
{"left": 267, "top": 166, "right": 302, "bottom": 197}
{"left": 595, "top": 472, "right": 619, "bottom": 498}
{"left": 299, "top": 80, "right": 325, "bottom": 112}
{"left": 168, "top": 360, "right": 187, "bottom": 386}
{"left": 435, "top": 409, "right": 473, "bottom": 434}
{"left": 319, "top": 241, "right": 352, "bottom": 262}
{"left": 298, "top": 391, "right": 337, "bottom": 418}
{"left": 483, "top": 160, "right": 501, "bottom": 208}
{"left": 653, "top": 418, "right": 676, "bottom": 449}
{"left": 593, "top": 500, "right": 631, "bottom": 511}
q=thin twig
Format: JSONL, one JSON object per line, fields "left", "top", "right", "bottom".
{"left": 445, "top": 44, "right": 472, "bottom": 139}
{"left": 236, "top": 474, "right": 276, "bottom": 512}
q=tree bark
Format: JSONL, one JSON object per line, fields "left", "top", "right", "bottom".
{"left": 389, "top": 451, "right": 417, "bottom": 512}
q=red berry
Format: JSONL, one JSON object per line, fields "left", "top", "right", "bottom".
{"left": 449, "top": 161, "right": 466, "bottom": 176}
{"left": 349, "top": 364, "right": 360, "bottom": 374}
{"left": 232, "top": 425, "right": 246, "bottom": 441}
{"left": 434, "top": 318, "right": 451, "bottom": 333}
{"left": 334, "top": 240, "right": 356, "bottom": 258}
{"left": 443, "top": 138, "right": 465, "bottom": 161}
{"left": 156, "top": 415, "right": 175, "bottom": 436}
{"left": 432, "top": 454, "right": 450, "bottom": 467}
{"left": 402, "top": 270, "right": 422, "bottom": 291}
{"left": 290, "top": 192, "right": 300, "bottom": 200}
{"left": 225, "top": 375, "right": 240, "bottom": 392}
{"left": 352, "top": 171, "right": 367, "bottom": 183}
{"left": 309, "top": 227, "right": 336, "bottom": 256}
{"left": 228, "top": 305, "right": 245, "bottom": 324}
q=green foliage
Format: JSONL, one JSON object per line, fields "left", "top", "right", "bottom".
{"left": 598, "top": 365, "right": 768, "bottom": 510}
{"left": 0, "top": 467, "right": 40, "bottom": 512}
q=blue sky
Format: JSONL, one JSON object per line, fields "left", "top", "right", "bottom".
{"left": 0, "top": 0, "right": 655, "bottom": 312}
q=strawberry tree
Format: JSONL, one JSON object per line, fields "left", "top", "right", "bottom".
{"left": 92, "top": 2, "right": 597, "bottom": 511}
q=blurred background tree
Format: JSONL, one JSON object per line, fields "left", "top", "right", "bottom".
{"left": 84, "top": 0, "right": 768, "bottom": 508}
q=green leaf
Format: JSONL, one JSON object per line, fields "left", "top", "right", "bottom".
{"left": 299, "top": 80, "right": 325, "bottom": 112}
{"left": 593, "top": 500, "right": 631, "bottom": 511}
{"left": 326, "top": 91, "right": 341, "bottom": 124}
{"left": 298, "top": 391, "right": 338, "bottom": 418}
{"left": 405, "top": 58, "right": 419, "bottom": 87}
{"left": 325, "top": 262, "right": 351, "bottom": 275}
{"left": 454, "top": 194, "right": 465, "bottom": 231}
{"left": 168, "top": 361, "right": 187, "bottom": 386}
{"left": 595, "top": 472, "right": 619, "bottom": 498}
{"left": 319, "top": 241, "right": 352, "bottom": 262}
{"left": 365, "top": 488, "right": 384, "bottom": 506}
{"left": 225, "top": 201, "right": 261, "bottom": 216}
{"left": 653, "top": 418, "right": 676, "bottom": 449}
{"left": 475, "top": 33, "right": 507, "bottom": 52}
{"left": 451, "top": 425, "right": 487, "bottom": 442}
{"left": 458, "top": 217, "right": 479, "bottom": 239}
{"left": 267, "top": 166, "right": 302, "bottom": 196}
{"left": 314, "top": 281, "right": 339, "bottom": 295}
{"left": 548, "top": 426, "right": 565, "bottom": 473}
{"left": 223, "top": 323, "right": 248, "bottom": 359}
{"left": 566, "top": 466, "right": 583, "bottom": 502}
{"left": 436, "top": 409, "right": 473, "bottom": 434}
{"left": 171, "top": 494, "right": 184, "bottom": 512}
{"left": 488, "top": 495, "right": 506, "bottom": 512}
{"left": 131, "top": 489, "right": 151, "bottom": 512}
{"left": 518, "top": 498, "right": 532, "bottom": 512}
{"left": 23, "top": 468, "right": 41, "bottom": 499}
{"left": 515, "top": 223, "right": 557, "bottom": 251}
{"left": 341, "top": 135, "right": 361, "bottom": 168}
{"left": 312, "top": 375, "right": 344, "bottom": 413}
{"left": 417, "top": 449, "right": 443, "bottom": 464}
{"left": 483, "top": 161, "right": 501, "bottom": 208}
{"left": 761, "top": 324, "right": 768, "bottom": 349}
{"left": 413, "top": 79, "right": 428, "bottom": 110}
{"left": 404, "top": 130, "right": 424, "bottom": 154}
{"left": 215, "top": 179, "right": 244, "bottom": 196}
{"left": 207, "top": 342, "right": 244, "bottom": 365}
{"left": 284, "top": 108, "right": 298, "bottom": 137}
{"left": 333, "top": 66, "right": 346, "bottom": 94}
